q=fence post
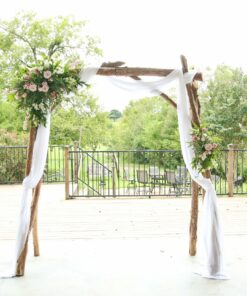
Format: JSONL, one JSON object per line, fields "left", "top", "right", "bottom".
{"left": 64, "top": 146, "right": 70, "bottom": 200}
{"left": 73, "top": 141, "right": 79, "bottom": 195}
{"left": 227, "top": 144, "right": 236, "bottom": 197}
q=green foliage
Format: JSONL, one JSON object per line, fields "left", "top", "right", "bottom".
{"left": 0, "top": 100, "right": 28, "bottom": 145}
{"left": 108, "top": 97, "right": 180, "bottom": 150}
{"left": 50, "top": 91, "right": 111, "bottom": 150}
{"left": 0, "top": 12, "right": 103, "bottom": 144}
{"left": 0, "top": 151, "right": 26, "bottom": 183}
{"left": 202, "top": 65, "right": 247, "bottom": 148}
{"left": 108, "top": 109, "right": 122, "bottom": 121}
{"left": 0, "top": 12, "right": 101, "bottom": 92}
{"left": 190, "top": 124, "right": 220, "bottom": 173}
{"left": 15, "top": 58, "right": 85, "bottom": 127}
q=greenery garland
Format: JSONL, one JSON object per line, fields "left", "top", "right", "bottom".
{"left": 13, "top": 58, "right": 86, "bottom": 129}
{"left": 190, "top": 124, "right": 220, "bottom": 173}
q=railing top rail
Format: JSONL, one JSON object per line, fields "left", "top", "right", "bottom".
{"left": 0, "top": 144, "right": 70, "bottom": 149}
{"left": 71, "top": 149, "right": 184, "bottom": 153}
{"left": 0, "top": 145, "right": 27, "bottom": 148}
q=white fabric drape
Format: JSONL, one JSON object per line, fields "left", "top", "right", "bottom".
{"left": 86, "top": 69, "right": 227, "bottom": 279}
{"left": 1, "top": 113, "right": 51, "bottom": 278}
{"left": 176, "top": 71, "right": 227, "bottom": 279}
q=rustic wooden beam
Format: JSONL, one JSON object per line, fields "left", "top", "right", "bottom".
{"left": 97, "top": 66, "right": 203, "bottom": 82}
{"left": 180, "top": 55, "right": 200, "bottom": 257}
{"left": 180, "top": 55, "right": 201, "bottom": 126}
{"left": 16, "top": 126, "right": 42, "bottom": 276}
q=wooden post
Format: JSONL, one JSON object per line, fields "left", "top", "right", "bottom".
{"left": 64, "top": 146, "right": 70, "bottom": 200}
{"left": 32, "top": 211, "right": 40, "bottom": 257}
{"left": 180, "top": 55, "right": 201, "bottom": 256}
{"left": 16, "top": 126, "right": 44, "bottom": 276}
{"left": 227, "top": 144, "right": 236, "bottom": 197}
{"left": 189, "top": 180, "right": 199, "bottom": 255}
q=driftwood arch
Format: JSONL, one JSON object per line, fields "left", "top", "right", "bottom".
{"left": 16, "top": 55, "right": 204, "bottom": 276}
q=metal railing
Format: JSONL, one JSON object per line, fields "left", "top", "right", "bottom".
{"left": 0, "top": 145, "right": 67, "bottom": 184}
{"left": 1, "top": 146, "right": 247, "bottom": 197}
{"left": 67, "top": 149, "right": 247, "bottom": 198}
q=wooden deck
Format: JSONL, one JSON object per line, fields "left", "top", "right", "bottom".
{"left": 0, "top": 184, "right": 246, "bottom": 240}
{"left": 1, "top": 184, "right": 247, "bottom": 296}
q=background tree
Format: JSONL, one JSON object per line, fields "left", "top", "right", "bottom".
{"left": 0, "top": 12, "right": 101, "bottom": 93}
{"left": 50, "top": 90, "right": 111, "bottom": 150}
{"left": 108, "top": 109, "right": 122, "bottom": 121}
{"left": 0, "top": 12, "right": 103, "bottom": 146}
{"left": 201, "top": 65, "right": 247, "bottom": 148}
{"left": 108, "top": 97, "right": 180, "bottom": 150}
{"left": 0, "top": 100, "right": 27, "bottom": 145}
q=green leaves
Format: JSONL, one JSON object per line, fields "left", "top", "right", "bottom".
{"left": 108, "top": 97, "right": 180, "bottom": 150}
{"left": 190, "top": 124, "right": 220, "bottom": 173}
{"left": 0, "top": 12, "right": 101, "bottom": 92}
{"left": 202, "top": 65, "right": 247, "bottom": 148}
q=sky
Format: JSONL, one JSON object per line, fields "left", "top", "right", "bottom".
{"left": 0, "top": 0, "right": 247, "bottom": 110}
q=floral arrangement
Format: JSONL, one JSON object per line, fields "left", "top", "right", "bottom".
{"left": 14, "top": 58, "right": 85, "bottom": 129}
{"left": 190, "top": 124, "right": 220, "bottom": 173}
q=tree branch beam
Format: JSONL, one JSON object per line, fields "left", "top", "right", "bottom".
{"left": 97, "top": 66, "right": 203, "bottom": 81}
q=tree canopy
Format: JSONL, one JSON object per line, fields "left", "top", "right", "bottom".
{"left": 0, "top": 12, "right": 101, "bottom": 93}
{"left": 108, "top": 97, "right": 180, "bottom": 150}
{"left": 202, "top": 65, "right": 247, "bottom": 148}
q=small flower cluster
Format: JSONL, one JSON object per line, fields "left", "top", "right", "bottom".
{"left": 190, "top": 125, "right": 220, "bottom": 173}
{"left": 14, "top": 58, "right": 85, "bottom": 129}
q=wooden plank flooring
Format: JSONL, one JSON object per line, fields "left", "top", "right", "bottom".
{"left": 0, "top": 184, "right": 247, "bottom": 240}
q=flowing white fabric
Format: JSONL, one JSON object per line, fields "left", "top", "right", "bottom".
{"left": 1, "top": 113, "right": 51, "bottom": 278}
{"left": 83, "top": 68, "right": 227, "bottom": 279}
{"left": 176, "top": 71, "right": 228, "bottom": 279}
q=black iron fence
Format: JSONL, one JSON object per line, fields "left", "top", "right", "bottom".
{"left": 69, "top": 150, "right": 192, "bottom": 198}
{"left": 1, "top": 145, "right": 247, "bottom": 197}
{"left": 68, "top": 149, "right": 247, "bottom": 197}
{"left": 0, "top": 145, "right": 67, "bottom": 184}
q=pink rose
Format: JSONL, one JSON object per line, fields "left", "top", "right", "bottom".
{"left": 42, "top": 84, "right": 49, "bottom": 92}
{"left": 23, "top": 75, "right": 30, "bottom": 80}
{"left": 205, "top": 143, "right": 213, "bottom": 151}
{"left": 201, "top": 127, "right": 207, "bottom": 132}
{"left": 212, "top": 143, "right": 218, "bottom": 149}
{"left": 24, "top": 83, "right": 30, "bottom": 89}
{"left": 192, "top": 135, "right": 198, "bottom": 142}
{"left": 29, "top": 83, "right": 37, "bottom": 92}
{"left": 42, "top": 81, "right": 48, "bottom": 86}
{"left": 44, "top": 70, "right": 52, "bottom": 79}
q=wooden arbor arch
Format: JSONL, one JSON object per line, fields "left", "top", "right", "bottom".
{"left": 16, "top": 55, "right": 204, "bottom": 276}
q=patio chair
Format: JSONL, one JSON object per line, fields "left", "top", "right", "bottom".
{"left": 165, "top": 170, "right": 185, "bottom": 196}
{"left": 234, "top": 176, "right": 244, "bottom": 187}
{"left": 136, "top": 170, "right": 154, "bottom": 197}
{"left": 176, "top": 166, "right": 191, "bottom": 193}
